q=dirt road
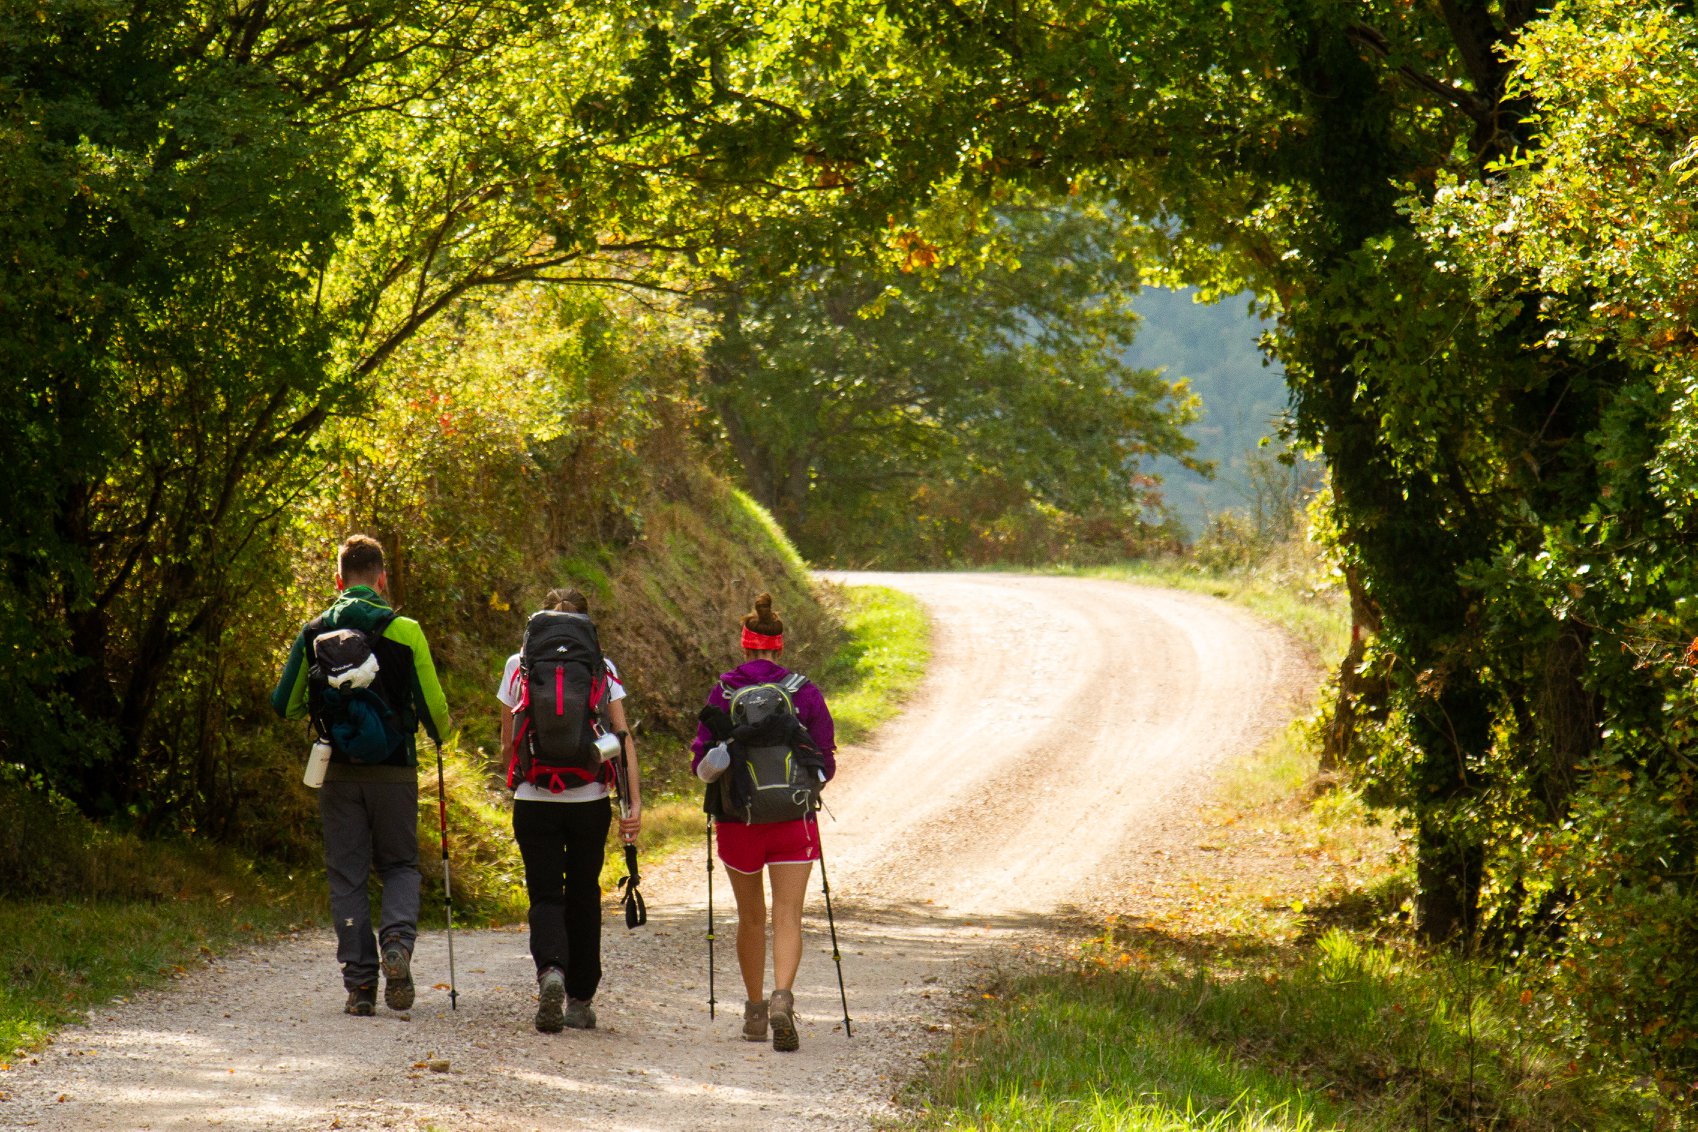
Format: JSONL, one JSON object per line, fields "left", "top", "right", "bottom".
{"left": 1, "top": 573, "right": 1314, "bottom": 1131}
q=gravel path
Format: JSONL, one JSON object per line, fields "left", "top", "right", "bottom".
{"left": 1, "top": 572, "right": 1314, "bottom": 1131}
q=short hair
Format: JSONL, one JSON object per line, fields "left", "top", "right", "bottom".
{"left": 338, "top": 534, "right": 385, "bottom": 582}
{"left": 546, "top": 586, "right": 589, "bottom": 614}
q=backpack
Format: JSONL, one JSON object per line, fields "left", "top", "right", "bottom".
{"left": 508, "top": 609, "right": 612, "bottom": 793}
{"left": 306, "top": 613, "right": 406, "bottom": 765}
{"left": 712, "top": 672, "right": 824, "bottom": 824}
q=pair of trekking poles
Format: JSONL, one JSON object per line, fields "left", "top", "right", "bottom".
{"left": 704, "top": 790, "right": 852, "bottom": 1039}
{"left": 429, "top": 733, "right": 647, "bottom": 1012}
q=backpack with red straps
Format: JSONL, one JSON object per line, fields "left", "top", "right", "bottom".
{"left": 508, "top": 609, "right": 612, "bottom": 792}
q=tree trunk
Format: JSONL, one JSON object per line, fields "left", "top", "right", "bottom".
{"left": 1415, "top": 818, "right": 1485, "bottom": 943}
{"left": 1409, "top": 676, "right": 1493, "bottom": 944}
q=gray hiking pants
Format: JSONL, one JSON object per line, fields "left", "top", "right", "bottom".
{"left": 318, "top": 778, "right": 420, "bottom": 990}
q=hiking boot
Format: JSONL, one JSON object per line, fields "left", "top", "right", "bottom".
{"left": 742, "top": 998, "right": 769, "bottom": 1042}
{"left": 768, "top": 989, "right": 798, "bottom": 1052}
{"left": 381, "top": 940, "right": 414, "bottom": 1011}
{"left": 344, "top": 985, "right": 376, "bottom": 1016}
{"left": 563, "top": 997, "right": 597, "bottom": 1030}
{"left": 536, "top": 968, "right": 566, "bottom": 1034}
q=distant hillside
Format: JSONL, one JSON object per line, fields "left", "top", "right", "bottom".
{"left": 1124, "top": 288, "right": 1290, "bottom": 538}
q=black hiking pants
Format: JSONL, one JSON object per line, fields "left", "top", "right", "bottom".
{"left": 513, "top": 795, "right": 611, "bottom": 1001}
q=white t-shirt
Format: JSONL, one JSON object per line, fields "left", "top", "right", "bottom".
{"left": 498, "top": 653, "right": 626, "bottom": 803}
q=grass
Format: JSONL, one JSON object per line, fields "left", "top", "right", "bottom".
{"left": 0, "top": 870, "right": 320, "bottom": 1062}
{"left": 917, "top": 966, "right": 1344, "bottom": 1131}
{"left": 813, "top": 581, "right": 931, "bottom": 745}
{"left": 912, "top": 918, "right": 1655, "bottom": 1131}
{"left": 1063, "top": 551, "right": 1349, "bottom": 662}
{"left": 909, "top": 729, "right": 1662, "bottom": 1131}
{"left": 908, "top": 548, "right": 1679, "bottom": 1131}
{"left": 727, "top": 486, "right": 810, "bottom": 576}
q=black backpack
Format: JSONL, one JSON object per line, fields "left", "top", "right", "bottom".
{"left": 508, "top": 609, "right": 611, "bottom": 792}
{"left": 305, "top": 613, "right": 406, "bottom": 765}
{"left": 711, "top": 672, "right": 824, "bottom": 824}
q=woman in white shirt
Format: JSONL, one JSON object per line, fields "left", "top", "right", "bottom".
{"left": 498, "top": 587, "right": 641, "bottom": 1033}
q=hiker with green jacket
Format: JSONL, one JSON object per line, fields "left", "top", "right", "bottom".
{"left": 271, "top": 534, "right": 452, "bottom": 1016}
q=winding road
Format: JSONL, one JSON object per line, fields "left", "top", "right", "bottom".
{"left": 1, "top": 573, "right": 1314, "bottom": 1131}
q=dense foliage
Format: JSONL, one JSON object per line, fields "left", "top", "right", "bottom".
{"left": 0, "top": 0, "right": 637, "bottom": 823}
{"left": 1405, "top": 0, "right": 1698, "bottom": 1074}
{"left": 0, "top": 0, "right": 868, "bottom": 835}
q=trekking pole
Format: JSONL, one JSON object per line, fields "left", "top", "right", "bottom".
{"left": 706, "top": 818, "right": 717, "bottom": 1019}
{"left": 612, "top": 733, "right": 645, "bottom": 929}
{"left": 813, "top": 803, "right": 851, "bottom": 1038}
{"left": 693, "top": 704, "right": 734, "bottom": 1022}
{"left": 433, "top": 739, "right": 459, "bottom": 1011}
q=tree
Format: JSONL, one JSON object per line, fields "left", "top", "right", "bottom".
{"left": 699, "top": 203, "right": 1203, "bottom": 563}
{"left": 854, "top": 0, "right": 1594, "bottom": 943}
{"left": 0, "top": 0, "right": 921, "bottom": 823}
{"left": 1410, "top": 0, "right": 1698, "bottom": 1064}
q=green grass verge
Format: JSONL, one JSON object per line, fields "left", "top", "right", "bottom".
{"left": 0, "top": 874, "right": 320, "bottom": 1062}
{"left": 813, "top": 581, "right": 930, "bottom": 745}
{"left": 727, "top": 487, "right": 810, "bottom": 577}
{"left": 911, "top": 923, "right": 1649, "bottom": 1131}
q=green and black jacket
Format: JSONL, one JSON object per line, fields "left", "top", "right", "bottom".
{"left": 270, "top": 586, "right": 451, "bottom": 778}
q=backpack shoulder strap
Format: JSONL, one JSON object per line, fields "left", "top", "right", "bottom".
{"left": 779, "top": 672, "right": 809, "bottom": 695}
{"left": 306, "top": 609, "right": 395, "bottom": 646}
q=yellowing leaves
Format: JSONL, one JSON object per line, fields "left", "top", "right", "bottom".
{"left": 891, "top": 228, "right": 940, "bottom": 272}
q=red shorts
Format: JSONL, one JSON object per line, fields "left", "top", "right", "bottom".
{"left": 714, "top": 816, "right": 820, "bottom": 874}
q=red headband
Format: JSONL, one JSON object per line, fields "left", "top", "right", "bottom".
{"left": 741, "top": 628, "right": 784, "bottom": 652}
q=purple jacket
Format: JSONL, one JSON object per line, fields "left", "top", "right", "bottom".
{"left": 690, "top": 658, "right": 836, "bottom": 782}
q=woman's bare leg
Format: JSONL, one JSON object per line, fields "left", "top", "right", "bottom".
{"left": 726, "top": 866, "right": 768, "bottom": 1002}
{"left": 767, "top": 861, "right": 813, "bottom": 992}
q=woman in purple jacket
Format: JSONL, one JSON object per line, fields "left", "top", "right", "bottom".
{"left": 691, "top": 592, "right": 836, "bottom": 1052}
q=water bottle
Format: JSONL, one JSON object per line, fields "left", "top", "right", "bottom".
{"left": 697, "top": 742, "right": 731, "bottom": 783}
{"left": 303, "top": 739, "right": 332, "bottom": 789}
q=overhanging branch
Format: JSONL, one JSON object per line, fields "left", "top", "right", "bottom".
{"left": 1346, "top": 23, "right": 1492, "bottom": 125}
